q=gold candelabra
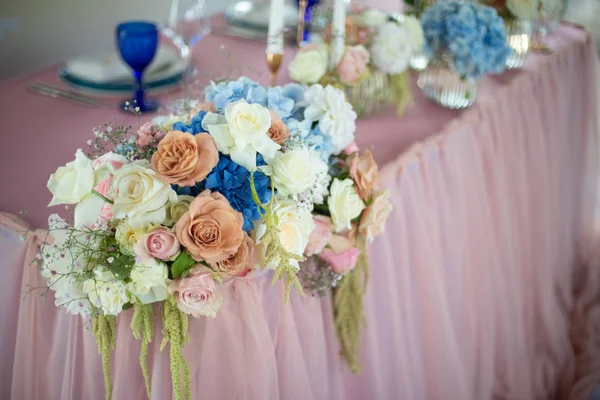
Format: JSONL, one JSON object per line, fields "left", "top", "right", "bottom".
{"left": 266, "top": 52, "right": 283, "bottom": 87}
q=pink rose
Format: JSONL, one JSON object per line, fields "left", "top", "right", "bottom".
{"left": 168, "top": 266, "right": 223, "bottom": 318}
{"left": 336, "top": 45, "right": 370, "bottom": 86}
{"left": 343, "top": 141, "right": 360, "bottom": 155}
{"left": 359, "top": 190, "right": 392, "bottom": 243}
{"left": 318, "top": 235, "right": 360, "bottom": 274}
{"left": 135, "top": 227, "right": 181, "bottom": 261}
{"left": 305, "top": 215, "right": 334, "bottom": 256}
{"left": 136, "top": 122, "right": 165, "bottom": 147}
{"left": 92, "top": 152, "right": 127, "bottom": 171}
{"left": 98, "top": 204, "right": 113, "bottom": 224}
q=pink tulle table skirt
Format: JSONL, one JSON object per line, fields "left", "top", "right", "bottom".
{"left": 1, "top": 22, "right": 599, "bottom": 400}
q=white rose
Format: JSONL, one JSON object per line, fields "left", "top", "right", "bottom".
{"left": 127, "top": 258, "right": 169, "bottom": 304}
{"left": 328, "top": 178, "right": 365, "bottom": 232}
{"left": 47, "top": 149, "right": 94, "bottom": 206}
{"left": 507, "top": 0, "right": 540, "bottom": 19}
{"left": 261, "top": 147, "right": 326, "bottom": 196}
{"left": 108, "top": 161, "right": 177, "bottom": 228}
{"left": 115, "top": 221, "right": 148, "bottom": 256}
{"left": 92, "top": 151, "right": 128, "bottom": 183}
{"left": 402, "top": 15, "right": 425, "bottom": 53}
{"left": 371, "top": 22, "right": 414, "bottom": 74}
{"left": 151, "top": 114, "right": 187, "bottom": 130}
{"left": 40, "top": 215, "right": 93, "bottom": 317}
{"left": 164, "top": 195, "right": 194, "bottom": 226}
{"left": 202, "top": 99, "right": 280, "bottom": 171}
{"left": 254, "top": 198, "right": 315, "bottom": 269}
{"left": 82, "top": 269, "right": 129, "bottom": 316}
{"left": 288, "top": 48, "right": 328, "bottom": 84}
{"left": 303, "top": 85, "right": 357, "bottom": 154}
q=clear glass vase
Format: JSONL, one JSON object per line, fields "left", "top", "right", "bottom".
{"left": 410, "top": 51, "right": 429, "bottom": 72}
{"left": 344, "top": 70, "right": 392, "bottom": 117}
{"left": 505, "top": 19, "right": 533, "bottom": 69}
{"left": 417, "top": 54, "right": 479, "bottom": 109}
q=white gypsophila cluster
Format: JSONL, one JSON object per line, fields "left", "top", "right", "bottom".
{"left": 303, "top": 85, "right": 356, "bottom": 154}
{"left": 82, "top": 268, "right": 129, "bottom": 316}
{"left": 40, "top": 214, "right": 93, "bottom": 317}
{"left": 371, "top": 22, "right": 414, "bottom": 74}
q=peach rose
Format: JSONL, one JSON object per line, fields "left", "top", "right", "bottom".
{"left": 349, "top": 149, "right": 378, "bottom": 201}
{"left": 151, "top": 130, "right": 219, "bottom": 187}
{"left": 267, "top": 110, "right": 290, "bottom": 145}
{"left": 336, "top": 45, "right": 370, "bottom": 86}
{"left": 359, "top": 190, "right": 392, "bottom": 243}
{"left": 305, "top": 215, "right": 334, "bottom": 256}
{"left": 318, "top": 234, "right": 360, "bottom": 274}
{"left": 212, "top": 233, "right": 255, "bottom": 280}
{"left": 175, "top": 190, "right": 244, "bottom": 263}
{"left": 325, "top": 17, "right": 370, "bottom": 46}
{"left": 168, "top": 265, "right": 222, "bottom": 318}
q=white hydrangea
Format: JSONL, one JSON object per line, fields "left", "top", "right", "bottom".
{"left": 40, "top": 214, "right": 94, "bottom": 317}
{"left": 402, "top": 15, "right": 425, "bottom": 54}
{"left": 507, "top": 0, "right": 540, "bottom": 20}
{"left": 371, "top": 22, "right": 414, "bottom": 74}
{"left": 303, "top": 85, "right": 356, "bottom": 154}
{"left": 127, "top": 258, "right": 169, "bottom": 304}
{"left": 83, "top": 269, "right": 129, "bottom": 316}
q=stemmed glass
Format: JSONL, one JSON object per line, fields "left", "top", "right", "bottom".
{"left": 116, "top": 21, "right": 160, "bottom": 112}
{"left": 163, "top": 0, "right": 211, "bottom": 79}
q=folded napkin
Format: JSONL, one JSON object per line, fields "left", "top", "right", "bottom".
{"left": 65, "top": 47, "right": 179, "bottom": 83}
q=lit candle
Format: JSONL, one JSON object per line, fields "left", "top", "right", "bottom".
{"left": 267, "top": 0, "right": 285, "bottom": 54}
{"left": 329, "top": 0, "right": 346, "bottom": 70}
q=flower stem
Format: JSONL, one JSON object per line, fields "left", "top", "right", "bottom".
{"left": 92, "top": 189, "right": 114, "bottom": 205}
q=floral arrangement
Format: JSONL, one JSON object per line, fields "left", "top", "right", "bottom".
{"left": 38, "top": 77, "right": 391, "bottom": 399}
{"left": 288, "top": 6, "right": 424, "bottom": 116}
{"left": 421, "top": 1, "right": 512, "bottom": 80}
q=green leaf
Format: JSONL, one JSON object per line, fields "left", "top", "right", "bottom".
{"left": 171, "top": 252, "right": 196, "bottom": 279}
{"left": 111, "top": 253, "right": 135, "bottom": 280}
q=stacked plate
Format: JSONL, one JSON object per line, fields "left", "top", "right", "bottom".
{"left": 59, "top": 47, "right": 186, "bottom": 95}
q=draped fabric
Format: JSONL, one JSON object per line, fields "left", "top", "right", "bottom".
{"left": 1, "top": 23, "right": 599, "bottom": 400}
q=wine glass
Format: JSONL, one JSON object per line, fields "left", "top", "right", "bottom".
{"left": 163, "top": 0, "right": 211, "bottom": 79}
{"left": 116, "top": 21, "right": 160, "bottom": 112}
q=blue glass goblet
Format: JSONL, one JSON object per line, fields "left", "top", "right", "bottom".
{"left": 296, "top": 0, "right": 321, "bottom": 44}
{"left": 116, "top": 21, "right": 160, "bottom": 112}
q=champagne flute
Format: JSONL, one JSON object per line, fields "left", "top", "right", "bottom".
{"left": 116, "top": 21, "right": 160, "bottom": 112}
{"left": 163, "top": 0, "right": 211, "bottom": 79}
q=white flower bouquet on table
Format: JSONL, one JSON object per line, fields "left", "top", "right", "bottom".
{"left": 38, "top": 77, "right": 391, "bottom": 399}
{"left": 288, "top": 6, "right": 424, "bottom": 116}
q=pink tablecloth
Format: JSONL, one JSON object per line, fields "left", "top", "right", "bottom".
{"left": 1, "top": 22, "right": 599, "bottom": 400}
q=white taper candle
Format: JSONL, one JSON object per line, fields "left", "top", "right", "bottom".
{"left": 329, "top": 0, "right": 346, "bottom": 70}
{"left": 267, "top": 0, "right": 285, "bottom": 54}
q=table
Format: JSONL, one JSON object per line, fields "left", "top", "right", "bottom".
{"left": 1, "top": 20, "right": 599, "bottom": 400}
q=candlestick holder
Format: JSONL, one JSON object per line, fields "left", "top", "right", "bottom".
{"left": 297, "top": 0, "right": 308, "bottom": 46}
{"left": 266, "top": 52, "right": 283, "bottom": 87}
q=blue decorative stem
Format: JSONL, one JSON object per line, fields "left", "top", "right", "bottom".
{"left": 133, "top": 70, "right": 144, "bottom": 109}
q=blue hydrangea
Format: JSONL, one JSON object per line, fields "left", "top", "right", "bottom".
{"left": 172, "top": 111, "right": 208, "bottom": 135}
{"left": 421, "top": 1, "right": 511, "bottom": 80}
{"left": 203, "top": 155, "right": 272, "bottom": 232}
{"left": 204, "top": 77, "right": 306, "bottom": 123}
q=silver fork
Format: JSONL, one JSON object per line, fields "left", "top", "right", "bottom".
{"left": 27, "top": 82, "right": 105, "bottom": 108}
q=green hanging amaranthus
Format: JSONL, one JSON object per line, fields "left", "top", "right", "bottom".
{"left": 389, "top": 70, "right": 412, "bottom": 116}
{"left": 161, "top": 297, "right": 190, "bottom": 400}
{"left": 131, "top": 301, "right": 155, "bottom": 399}
{"left": 91, "top": 312, "right": 117, "bottom": 400}
{"left": 333, "top": 236, "right": 370, "bottom": 373}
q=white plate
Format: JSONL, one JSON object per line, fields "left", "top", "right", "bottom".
{"left": 225, "top": 1, "right": 299, "bottom": 30}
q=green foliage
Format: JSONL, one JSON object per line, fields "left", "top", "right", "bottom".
{"left": 110, "top": 253, "right": 135, "bottom": 280}
{"left": 389, "top": 71, "right": 412, "bottom": 117}
{"left": 171, "top": 252, "right": 195, "bottom": 279}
